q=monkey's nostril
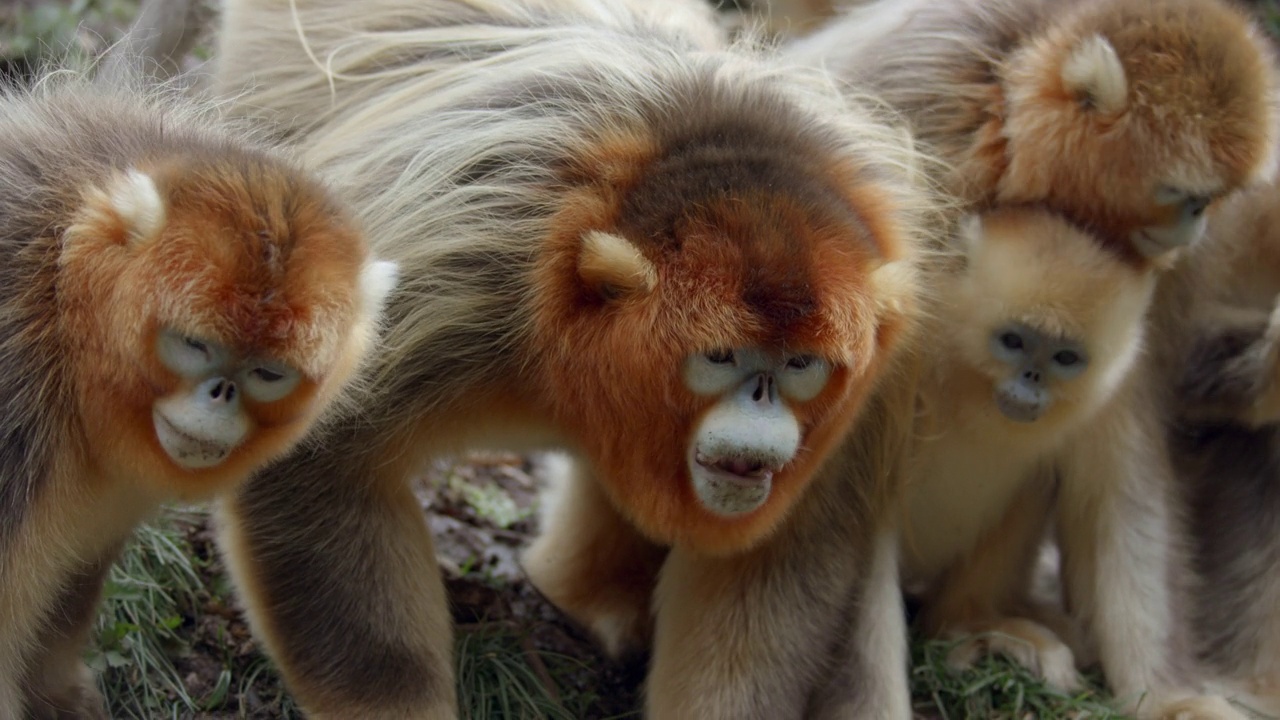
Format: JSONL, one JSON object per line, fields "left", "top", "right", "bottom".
{"left": 750, "top": 374, "right": 778, "bottom": 404}
{"left": 209, "top": 380, "right": 225, "bottom": 399}
{"left": 226, "top": 383, "right": 237, "bottom": 402}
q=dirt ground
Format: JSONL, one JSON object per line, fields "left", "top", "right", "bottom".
{"left": 162, "top": 454, "right": 647, "bottom": 720}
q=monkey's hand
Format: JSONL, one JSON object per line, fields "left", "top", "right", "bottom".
{"left": 944, "top": 616, "right": 1084, "bottom": 693}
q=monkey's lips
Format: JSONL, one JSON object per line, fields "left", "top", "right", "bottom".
{"left": 153, "top": 411, "right": 235, "bottom": 470}
{"left": 1132, "top": 226, "right": 1197, "bottom": 259}
{"left": 689, "top": 450, "right": 781, "bottom": 517}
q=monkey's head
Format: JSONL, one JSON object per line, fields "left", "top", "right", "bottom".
{"left": 533, "top": 122, "right": 927, "bottom": 555}
{"left": 60, "top": 153, "right": 396, "bottom": 495}
{"left": 998, "top": 0, "right": 1277, "bottom": 264}
{"left": 947, "top": 209, "right": 1154, "bottom": 427}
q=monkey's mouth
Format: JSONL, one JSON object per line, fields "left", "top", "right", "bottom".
{"left": 153, "top": 412, "right": 235, "bottom": 471}
{"left": 688, "top": 449, "right": 784, "bottom": 517}
{"left": 695, "top": 452, "right": 776, "bottom": 482}
{"left": 1132, "top": 227, "right": 1190, "bottom": 258}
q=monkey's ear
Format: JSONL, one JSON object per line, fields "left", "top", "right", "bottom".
{"left": 358, "top": 259, "right": 399, "bottom": 318}
{"left": 577, "top": 230, "right": 657, "bottom": 300}
{"left": 1061, "top": 35, "right": 1128, "bottom": 114}
{"left": 956, "top": 213, "right": 985, "bottom": 254}
{"left": 104, "top": 169, "right": 167, "bottom": 245}
{"left": 870, "top": 259, "right": 918, "bottom": 319}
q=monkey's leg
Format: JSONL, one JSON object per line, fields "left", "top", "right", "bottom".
{"left": 920, "top": 473, "right": 1085, "bottom": 692}
{"left": 521, "top": 455, "right": 667, "bottom": 658}
{"left": 217, "top": 448, "right": 456, "bottom": 720}
{"left": 808, "top": 524, "right": 913, "bottom": 720}
{"left": 645, "top": 479, "right": 907, "bottom": 719}
{"left": 22, "top": 552, "right": 116, "bottom": 720}
{"left": 1057, "top": 382, "right": 1245, "bottom": 720}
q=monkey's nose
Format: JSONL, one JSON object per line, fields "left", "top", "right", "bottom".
{"left": 750, "top": 373, "right": 779, "bottom": 405}
{"left": 208, "top": 379, "right": 238, "bottom": 403}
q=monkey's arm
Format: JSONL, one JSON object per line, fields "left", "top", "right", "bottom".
{"left": 806, "top": 522, "right": 913, "bottom": 720}
{"left": 521, "top": 455, "right": 667, "bottom": 659}
{"left": 216, "top": 441, "right": 456, "bottom": 720}
{"left": 1178, "top": 302, "right": 1280, "bottom": 427}
{"left": 919, "top": 471, "right": 1085, "bottom": 692}
{"left": 1055, "top": 376, "right": 1244, "bottom": 719}
{"left": 646, "top": 514, "right": 903, "bottom": 720}
{"left": 644, "top": 387, "right": 915, "bottom": 720}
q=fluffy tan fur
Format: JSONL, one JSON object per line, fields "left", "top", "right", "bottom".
{"left": 788, "top": 2, "right": 1279, "bottom": 716}
{"left": 1153, "top": 173, "right": 1280, "bottom": 714}
{"left": 899, "top": 207, "right": 1156, "bottom": 696}
{"left": 201, "top": 0, "right": 948, "bottom": 716}
{"left": 0, "top": 62, "right": 389, "bottom": 719}
{"left": 789, "top": 0, "right": 1279, "bottom": 266}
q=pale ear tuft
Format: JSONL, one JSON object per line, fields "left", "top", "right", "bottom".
{"left": 871, "top": 259, "right": 917, "bottom": 318}
{"left": 107, "top": 169, "right": 167, "bottom": 245}
{"left": 1061, "top": 35, "right": 1128, "bottom": 114}
{"left": 358, "top": 259, "right": 399, "bottom": 318}
{"left": 957, "top": 213, "right": 984, "bottom": 254}
{"left": 577, "top": 230, "right": 657, "bottom": 299}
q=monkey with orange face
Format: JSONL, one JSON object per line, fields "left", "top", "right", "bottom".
{"left": 202, "top": 0, "right": 943, "bottom": 717}
{"left": 0, "top": 65, "right": 396, "bottom": 719}
{"left": 786, "top": 1, "right": 1280, "bottom": 717}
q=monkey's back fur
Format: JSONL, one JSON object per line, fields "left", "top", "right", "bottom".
{"left": 208, "top": 0, "right": 944, "bottom": 716}
{"left": 215, "top": 0, "right": 940, "bottom": 437}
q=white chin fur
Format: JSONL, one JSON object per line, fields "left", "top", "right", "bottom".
{"left": 153, "top": 410, "right": 235, "bottom": 470}
{"left": 1131, "top": 218, "right": 1204, "bottom": 259}
{"left": 687, "top": 447, "right": 777, "bottom": 517}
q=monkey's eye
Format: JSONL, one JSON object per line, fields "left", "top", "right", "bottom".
{"left": 251, "top": 367, "right": 286, "bottom": 383}
{"left": 706, "top": 349, "right": 736, "bottom": 365}
{"left": 1000, "top": 333, "right": 1024, "bottom": 351}
{"left": 1052, "top": 350, "right": 1081, "bottom": 367}
{"left": 778, "top": 355, "right": 832, "bottom": 402}
{"left": 240, "top": 362, "right": 302, "bottom": 403}
{"left": 183, "top": 337, "right": 210, "bottom": 356}
{"left": 786, "top": 355, "right": 817, "bottom": 370}
{"left": 157, "top": 330, "right": 222, "bottom": 377}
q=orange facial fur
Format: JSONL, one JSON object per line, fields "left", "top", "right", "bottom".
{"left": 532, "top": 130, "right": 917, "bottom": 555}
{"left": 0, "top": 66, "right": 396, "bottom": 720}
{"left": 58, "top": 155, "right": 375, "bottom": 497}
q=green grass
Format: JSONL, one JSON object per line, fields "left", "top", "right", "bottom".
{"left": 91, "top": 510, "right": 206, "bottom": 718}
{"left": 456, "top": 625, "right": 586, "bottom": 720}
{"left": 910, "top": 636, "right": 1123, "bottom": 720}
{"left": 0, "top": 0, "right": 138, "bottom": 61}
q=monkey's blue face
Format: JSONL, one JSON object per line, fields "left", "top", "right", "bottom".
{"left": 987, "top": 323, "right": 1089, "bottom": 423}
{"left": 151, "top": 328, "right": 303, "bottom": 470}
{"left": 680, "top": 347, "right": 833, "bottom": 517}
{"left": 1130, "top": 187, "right": 1214, "bottom": 259}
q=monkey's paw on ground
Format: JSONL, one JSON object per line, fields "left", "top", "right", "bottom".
{"left": 945, "top": 617, "right": 1084, "bottom": 694}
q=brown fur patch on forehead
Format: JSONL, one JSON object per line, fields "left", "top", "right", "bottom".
{"left": 142, "top": 151, "right": 368, "bottom": 374}
{"left": 604, "top": 88, "right": 885, "bottom": 350}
